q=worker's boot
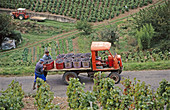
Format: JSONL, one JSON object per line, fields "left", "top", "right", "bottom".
{"left": 33, "top": 82, "right": 36, "bottom": 90}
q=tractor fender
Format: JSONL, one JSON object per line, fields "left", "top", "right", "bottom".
{"left": 117, "top": 55, "right": 123, "bottom": 67}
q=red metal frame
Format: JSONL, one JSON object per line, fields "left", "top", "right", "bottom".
{"left": 91, "top": 42, "right": 122, "bottom": 71}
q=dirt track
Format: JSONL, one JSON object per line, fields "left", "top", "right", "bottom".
{"left": 0, "top": 70, "right": 169, "bottom": 97}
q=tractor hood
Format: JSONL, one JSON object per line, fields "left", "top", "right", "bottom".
{"left": 91, "top": 42, "right": 111, "bottom": 51}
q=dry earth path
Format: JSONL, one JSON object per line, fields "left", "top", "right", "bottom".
{"left": 0, "top": 70, "right": 169, "bottom": 97}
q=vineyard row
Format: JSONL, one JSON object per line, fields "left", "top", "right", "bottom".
{"left": 0, "top": 37, "right": 74, "bottom": 67}
{"left": 0, "top": 0, "right": 152, "bottom": 22}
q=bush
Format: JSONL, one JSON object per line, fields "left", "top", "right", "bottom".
{"left": 0, "top": 80, "right": 24, "bottom": 110}
{"left": 9, "top": 30, "right": 22, "bottom": 45}
{"left": 30, "top": 5, "right": 34, "bottom": 11}
{"left": 136, "top": 23, "right": 154, "bottom": 50}
{"left": 67, "top": 78, "right": 98, "bottom": 109}
{"left": 100, "top": 24, "right": 119, "bottom": 46}
{"left": 121, "top": 8, "right": 125, "bottom": 14}
{"left": 38, "top": 6, "right": 42, "bottom": 12}
{"left": 35, "top": 6, "right": 38, "bottom": 12}
{"left": 75, "top": 20, "right": 93, "bottom": 34}
{"left": 35, "top": 78, "right": 60, "bottom": 110}
{"left": 43, "top": 7, "right": 47, "bottom": 12}
{"left": 116, "top": 11, "right": 120, "bottom": 16}
{"left": 97, "top": 78, "right": 122, "bottom": 109}
{"left": 156, "top": 79, "right": 170, "bottom": 109}
{"left": 51, "top": 8, "right": 55, "bottom": 14}
{"left": 67, "top": 72, "right": 169, "bottom": 109}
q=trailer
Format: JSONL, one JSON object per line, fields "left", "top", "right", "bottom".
{"left": 46, "top": 42, "right": 123, "bottom": 85}
{"left": 30, "top": 16, "right": 46, "bottom": 22}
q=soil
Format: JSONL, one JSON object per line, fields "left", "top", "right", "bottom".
{"left": 72, "top": 36, "right": 79, "bottom": 53}
{"left": 22, "top": 96, "right": 68, "bottom": 110}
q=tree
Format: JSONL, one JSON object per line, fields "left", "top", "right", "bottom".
{"left": 0, "top": 13, "right": 22, "bottom": 48}
{"left": 10, "top": 30, "right": 22, "bottom": 45}
{"left": 0, "top": 13, "right": 15, "bottom": 46}
{"left": 75, "top": 20, "right": 93, "bottom": 34}
{"left": 136, "top": 23, "right": 155, "bottom": 50}
{"left": 132, "top": 1, "right": 170, "bottom": 51}
{"left": 100, "top": 25, "right": 119, "bottom": 46}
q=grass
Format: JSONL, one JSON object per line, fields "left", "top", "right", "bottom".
{"left": 124, "top": 60, "right": 170, "bottom": 71}
{"left": 1, "top": 30, "right": 78, "bottom": 55}
{"left": 21, "top": 34, "right": 50, "bottom": 44}
{"left": 0, "top": 65, "right": 64, "bottom": 76}
{"left": 13, "top": 19, "right": 76, "bottom": 46}
{"left": 15, "top": 19, "right": 75, "bottom": 30}
{"left": 0, "top": 61, "right": 169, "bottom": 76}
{"left": 77, "top": 34, "right": 92, "bottom": 53}
{"left": 35, "top": 20, "right": 75, "bottom": 30}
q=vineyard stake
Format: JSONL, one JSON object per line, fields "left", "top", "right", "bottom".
{"left": 90, "top": 101, "right": 92, "bottom": 110}
{"left": 164, "top": 104, "right": 167, "bottom": 110}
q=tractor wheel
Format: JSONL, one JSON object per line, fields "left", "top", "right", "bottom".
{"left": 118, "top": 68, "right": 123, "bottom": 74}
{"left": 108, "top": 72, "right": 121, "bottom": 84}
{"left": 87, "top": 72, "right": 95, "bottom": 78}
{"left": 62, "top": 72, "right": 78, "bottom": 85}
{"left": 19, "top": 15, "right": 24, "bottom": 20}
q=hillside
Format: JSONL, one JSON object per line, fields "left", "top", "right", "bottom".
{"left": 0, "top": 0, "right": 153, "bottom": 22}
{"left": 0, "top": 0, "right": 169, "bottom": 75}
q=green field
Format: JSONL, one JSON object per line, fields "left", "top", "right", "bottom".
{"left": 13, "top": 19, "right": 75, "bottom": 45}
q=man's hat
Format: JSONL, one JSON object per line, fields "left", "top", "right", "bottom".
{"left": 45, "top": 50, "right": 49, "bottom": 53}
{"left": 40, "top": 58, "right": 44, "bottom": 62}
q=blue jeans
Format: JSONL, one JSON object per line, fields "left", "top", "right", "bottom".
{"left": 34, "top": 72, "right": 46, "bottom": 82}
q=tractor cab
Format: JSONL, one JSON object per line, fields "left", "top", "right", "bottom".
{"left": 11, "top": 8, "right": 29, "bottom": 20}
{"left": 91, "top": 42, "right": 123, "bottom": 73}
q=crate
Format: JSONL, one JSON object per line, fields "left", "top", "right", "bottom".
{"left": 64, "top": 59, "right": 73, "bottom": 68}
{"left": 56, "top": 63, "right": 64, "bottom": 69}
{"left": 44, "top": 61, "right": 54, "bottom": 70}
{"left": 73, "top": 53, "right": 82, "bottom": 58}
{"left": 82, "top": 61, "right": 90, "bottom": 68}
{"left": 56, "top": 59, "right": 64, "bottom": 69}
{"left": 82, "top": 53, "right": 91, "bottom": 58}
{"left": 73, "top": 62, "right": 81, "bottom": 68}
{"left": 56, "top": 54, "right": 65, "bottom": 59}
{"left": 64, "top": 62, "right": 72, "bottom": 68}
{"left": 73, "top": 58, "right": 81, "bottom": 68}
{"left": 82, "top": 58, "right": 90, "bottom": 68}
{"left": 65, "top": 53, "right": 74, "bottom": 58}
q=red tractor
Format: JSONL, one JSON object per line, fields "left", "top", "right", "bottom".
{"left": 11, "top": 8, "right": 29, "bottom": 20}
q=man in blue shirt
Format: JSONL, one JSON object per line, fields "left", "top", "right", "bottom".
{"left": 42, "top": 50, "right": 52, "bottom": 77}
{"left": 43, "top": 50, "right": 52, "bottom": 61}
{"left": 33, "top": 58, "right": 46, "bottom": 90}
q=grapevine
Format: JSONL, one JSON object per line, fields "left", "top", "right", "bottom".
{"left": 0, "top": 0, "right": 153, "bottom": 22}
